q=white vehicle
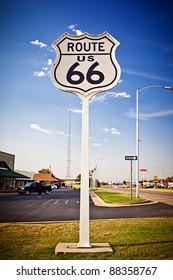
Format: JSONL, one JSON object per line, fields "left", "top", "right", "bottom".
{"left": 168, "top": 182, "right": 173, "bottom": 188}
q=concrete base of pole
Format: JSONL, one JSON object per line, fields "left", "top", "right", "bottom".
{"left": 55, "top": 243, "right": 113, "bottom": 254}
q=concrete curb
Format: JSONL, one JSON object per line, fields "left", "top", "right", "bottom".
{"left": 89, "top": 190, "right": 157, "bottom": 207}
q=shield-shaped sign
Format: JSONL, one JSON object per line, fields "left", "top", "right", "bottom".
{"left": 51, "top": 32, "right": 121, "bottom": 98}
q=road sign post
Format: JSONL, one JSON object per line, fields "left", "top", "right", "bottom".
{"left": 51, "top": 32, "right": 121, "bottom": 248}
{"left": 79, "top": 96, "right": 90, "bottom": 247}
{"left": 140, "top": 168, "right": 147, "bottom": 186}
{"left": 130, "top": 160, "right": 133, "bottom": 200}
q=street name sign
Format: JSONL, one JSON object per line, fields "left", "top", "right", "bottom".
{"left": 125, "top": 156, "right": 137, "bottom": 160}
{"left": 51, "top": 32, "right": 121, "bottom": 98}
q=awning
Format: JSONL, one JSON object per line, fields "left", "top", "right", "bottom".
{"left": 0, "top": 169, "right": 29, "bottom": 179}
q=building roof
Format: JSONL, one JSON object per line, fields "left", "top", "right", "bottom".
{"left": 0, "top": 161, "right": 29, "bottom": 178}
{"left": 33, "top": 173, "right": 61, "bottom": 182}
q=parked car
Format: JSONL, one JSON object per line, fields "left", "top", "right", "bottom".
{"left": 157, "top": 184, "right": 166, "bottom": 188}
{"left": 143, "top": 183, "right": 154, "bottom": 188}
{"left": 72, "top": 182, "right": 81, "bottom": 190}
{"left": 168, "top": 182, "right": 173, "bottom": 188}
{"left": 52, "top": 183, "right": 61, "bottom": 189}
{"left": 43, "top": 183, "right": 61, "bottom": 190}
{"left": 51, "top": 184, "right": 57, "bottom": 189}
{"left": 17, "top": 182, "right": 52, "bottom": 195}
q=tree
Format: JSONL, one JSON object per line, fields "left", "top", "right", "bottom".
{"left": 166, "top": 177, "right": 173, "bottom": 182}
{"left": 38, "top": 168, "right": 51, "bottom": 174}
{"left": 76, "top": 174, "right": 81, "bottom": 182}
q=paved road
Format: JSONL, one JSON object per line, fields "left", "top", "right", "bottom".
{"left": 109, "top": 186, "right": 173, "bottom": 205}
{"left": 0, "top": 188, "right": 173, "bottom": 222}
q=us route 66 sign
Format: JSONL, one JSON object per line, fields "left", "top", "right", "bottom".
{"left": 51, "top": 32, "right": 121, "bottom": 98}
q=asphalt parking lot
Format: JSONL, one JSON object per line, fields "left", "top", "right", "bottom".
{"left": 0, "top": 188, "right": 173, "bottom": 222}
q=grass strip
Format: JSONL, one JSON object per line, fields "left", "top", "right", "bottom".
{"left": 0, "top": 218, "right": 173, "bottom": 260}
{"left": 92, "top": 188, "right": 144, "bottom": 203}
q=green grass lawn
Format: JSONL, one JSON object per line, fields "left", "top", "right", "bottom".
{"left": 92, "top": 188, "right": 144, "bottom": 203}
{"left": 0, "top": 218, "right": 173, "bottom": 260}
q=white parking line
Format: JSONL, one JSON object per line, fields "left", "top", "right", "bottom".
{"left": 42, "top": 199, "right": 52, "bottom": 205}
{"left": 54, "top": 200, "right": 60, "bottom": 205}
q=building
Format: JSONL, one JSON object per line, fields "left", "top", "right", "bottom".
{"left": 0, "top": 151, "right": 15, "bottom": 170}
{"left": 15, "top": 170, "right": 35, "bottom": 180}
{"left": 62, "top": 178, "right": 76, "bottom": 187}
{"left": 0, "top": 161, "right": 29, "bottom": 190}
{"left": 0, "top": 151, "right": 30, "bottom": 190}
{"left": 33, "top": 173, "right": 62, "bottom": 184}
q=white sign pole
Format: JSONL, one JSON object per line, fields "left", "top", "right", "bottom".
{"left": 78, "top": 96, "right": 91, "bottom": 247}
{"left": 51, "top": 32, "right": 121, "bottom": 251}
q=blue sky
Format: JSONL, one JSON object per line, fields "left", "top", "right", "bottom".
{"left": 0, "top": 0, "right": 173, "bottom": 182}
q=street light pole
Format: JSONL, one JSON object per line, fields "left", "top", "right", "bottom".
{"left": 135, "top": 85, "right": 173, "bottom": 198}
{"left": 136, "top": 89, "right": 139, "bottom": 198}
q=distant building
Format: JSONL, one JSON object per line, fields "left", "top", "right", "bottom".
{"left": 33, "top": 173, "right": 62, "bottom": 184}
{"left": 0, "top": 151, "right": 15, "bottom": 170}
{"left": 15, "top": 170, "right": 34, "bottom": 180}
{"left": 62, "top": 178, "right": 76, "bottom": 187}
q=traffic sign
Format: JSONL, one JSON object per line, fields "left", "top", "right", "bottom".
{"left": 51, "top": 32, "right": 121, "bottom": 98}
{"left": 140, "top": 168, "right": 147, "bottom": 172}
{"left": 51, "top": 32, "right": 121, "bottom": 248}
{"left": 125, "top": 156, "right": 137, "bottom": 160}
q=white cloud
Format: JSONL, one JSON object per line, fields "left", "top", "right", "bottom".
{"left": 67, "top": 24, "right": 84, "bottom": 35}
{"left": 67, "top": 24, "right": 77, "bottom": 30}
{"left": 75, "top": 29, "right": 83, "bottom": 35}
{"left": 90, "top": 94, "right": 107, "bottom": 103}
{"left": 30, "top": 124, "right": 52, "bottom": 135}
{"left": 90, "top": 91, "right": 130, "bottom": 103}
{"left": 48, "top": 59, "right": 52, "bottom": 65}
{"left": 33, "top": 65, "right": 50, "bottom": 77}
{"left": 54, "top": 130, "right": 64, "bottom": 135}
{"left": 102, "top": 127, "right": 121, "bottom": 135}
{"left": 93, "top": 143, "right": 102, "bottom": 147}
{"left": 70, "top": 108, "right": 82, "bottom": 113}
{"left": 102, "top": 127, "right": 109, "bottom": 133}
{"left": 109, "top": 91, "right": 130, "bottom": 98}
{"left": 90, "top": 137, "right": 102, "bottom": 146}
{"left": 127, "top": 108, "right": 173, "bottom": 120}
{"left": 33, "top": 71, "right": 47, "bottom": 77}
{"left": 111, "top": 128, "right": 121, "bottom": 135}
{"left": 42, "top": 67, "right": 48, "bottom": 71}
{"left": 30, "top": 40, "right": 52, "bottom": 78}
{"left": 30, "top": 39, "right": 47, "bottom": 48}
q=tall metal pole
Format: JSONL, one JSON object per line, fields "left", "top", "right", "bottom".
{"left": 135, "top": 85, "right": 173, "bottom": 198}
{"left": 78, "top": 97, "right": 91, "bottom": 248}
{"left": 136, "top": 89, "right": 139, "bottom": 198}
